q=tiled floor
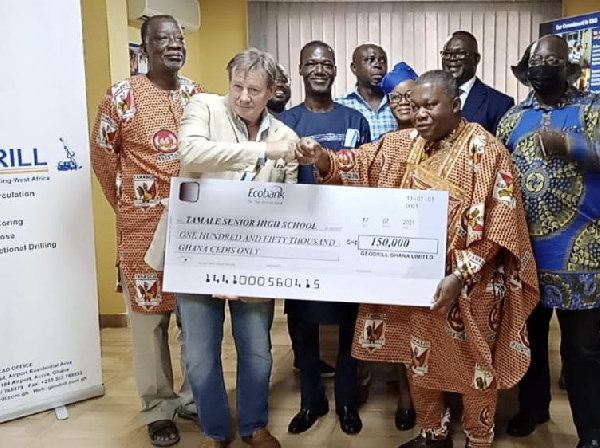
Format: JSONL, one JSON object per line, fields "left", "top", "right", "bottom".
{"left": 0, "top": 301, "right": 576, "bottom": 448}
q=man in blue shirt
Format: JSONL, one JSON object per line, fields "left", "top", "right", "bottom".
{"left": 278, "top": 40, "right": 370, "bottom": 435}
{"left": 498, "top": 35, "right": 600, "bottom": 448}
{"left": 335, "top": 43, "right": 396, "bottom": 141}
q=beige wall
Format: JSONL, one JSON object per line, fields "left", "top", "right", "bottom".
{"left": 563, "top": 0, "right": 599, "bottom": 17}
{"left": 82, "top": 0, "right": 248, "bottom": 315}
{"left": 82, "top": 0, "right": 129, "bottom": 316}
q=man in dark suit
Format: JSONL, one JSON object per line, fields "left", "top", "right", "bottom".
{"left": 441, "top": 31, "right": 514, "bottom": 135}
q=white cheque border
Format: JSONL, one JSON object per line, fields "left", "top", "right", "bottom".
{"left": 163, "top": 178, "right": 449, "bottom": 307}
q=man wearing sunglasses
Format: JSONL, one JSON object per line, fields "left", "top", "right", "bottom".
{"left": 441, "top": 31, "right": 514, "bottom": 135}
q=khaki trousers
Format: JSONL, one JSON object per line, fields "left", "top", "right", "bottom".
{"left": 122, "top": 271, "right": 195, "bottom": 424}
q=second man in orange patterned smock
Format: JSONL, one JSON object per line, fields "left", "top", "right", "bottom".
{"left": 90, "top": 15, "right": 204, "bottom": 447}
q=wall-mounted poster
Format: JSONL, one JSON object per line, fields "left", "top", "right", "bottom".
{"left": 540, "top": 11, "right": 600, "bottom": 93}
{"left": 129, "top": 42, "right": 148, "bottom": 76}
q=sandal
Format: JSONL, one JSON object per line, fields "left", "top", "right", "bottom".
{"left": 148, "top": 420, "right": 181, "bottom": 447}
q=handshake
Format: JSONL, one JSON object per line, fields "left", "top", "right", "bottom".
{"left": 265, "top": 137, "right": 327, "bottom": 167}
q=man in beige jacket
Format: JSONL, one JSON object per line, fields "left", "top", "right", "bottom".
{"left": 171, "top": 48, "right": 297, "bottom": 448}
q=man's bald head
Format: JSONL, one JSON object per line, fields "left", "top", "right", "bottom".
{"left": 530, "top": 34, "right": 569, "bottom": 62}
{"left": 351, "top": 43, "right": 388, "bottom": 87}
{"left": 352, "top": 43, "right": 384, "bottom": 63}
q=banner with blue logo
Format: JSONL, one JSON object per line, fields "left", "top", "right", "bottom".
{"left": 540, "top": 11, "right": 600, "bottom": 93}
{"left": 0, "top": 0, "right": 103, "bottom": 422}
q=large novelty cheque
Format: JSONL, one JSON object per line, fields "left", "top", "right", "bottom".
{"left": 163, "top": 178, "right": 449, "bottom": 306}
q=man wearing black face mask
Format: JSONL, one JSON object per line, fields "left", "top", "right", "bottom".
{"left": 497, "top": 35, "right": 600, "bottom": 448}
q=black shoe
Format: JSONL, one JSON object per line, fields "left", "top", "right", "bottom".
{"left": 293, "top": 359, "right": 334, "bottom": 377}
{"left": 398, "top": 434, "right": 453, "bottom": 448}
{"left": 578, "top": 440, "right": 600, "bottom": 448}
{"left": 506, "top": 411, "right": 550, "bottom": 437}
{"left": 288, "top": 400, "right": 329, "bottom": 434}
{"left": 337, "top": 405, "right": 362, "bottom": 434}
{"left": 319, "top": 360, "right": 335, "bottom": 378}
{"left": 395, "top": 407, "right": 416, "bottom": 431}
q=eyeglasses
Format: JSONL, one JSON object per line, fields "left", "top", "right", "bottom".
{"left": 389, "top": 92, "right": 411, "bottom": 103}
{"left": 528, "top": 56, "right": 565, "bottom": 67}
{"left": 440, "top": 50, "right": 471, "bottom": 60}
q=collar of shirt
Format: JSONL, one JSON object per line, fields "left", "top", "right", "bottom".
{"left": 243, "top": 111, "right": 271, "bottom": 142}
{"left": 345, "top": 85, "right": 390, "bottom": 113}
{"left": 459, "top": 76, "right": 477, "bottom": 109}
{"left": 224, "top": 95, "right": 272, "bottom": 141}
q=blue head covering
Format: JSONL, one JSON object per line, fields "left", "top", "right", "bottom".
{"left": 381, "top": 62, "right": 418, "bottom": 94}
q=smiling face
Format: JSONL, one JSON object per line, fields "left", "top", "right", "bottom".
{"left": 441, "top": 35, "right": 479, "bottom": 86}
{"left": 142, "top": 18, "right": 186, "bottom": 74}
{"left": 410, "top": 81, "right": 461, "bottom": 141}
{"left": 268, "top": 74, "right": 292, "bottom": 113}
{"left": 351, "top": 45, "right": 388, "bottom": 87}
{"left": 389, "top": 79, "right": 416, "bottom": 126}
{"left": 228, "top": 67, "right": 273, "bottom": 125}
{"left": 300, "top": 44, "right": 337, "bottom": 96}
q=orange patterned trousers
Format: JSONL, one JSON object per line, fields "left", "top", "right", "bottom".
{"left": 409, "top": 377, "right": 497, "bottom": 448}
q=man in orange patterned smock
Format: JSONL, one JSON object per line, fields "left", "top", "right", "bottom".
{"left": 296, "top": 70, "right": 539, "bottom": 448}
{"left": 91, "top": 15, "right": 203, "bottom": 447}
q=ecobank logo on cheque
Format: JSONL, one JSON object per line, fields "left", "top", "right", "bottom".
{"left": 248, "top": 186, "right": 285, "bottom": 200}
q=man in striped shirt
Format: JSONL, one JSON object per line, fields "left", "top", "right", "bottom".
{"left": 335, "top": 43, "right": 396, "bottom": 141}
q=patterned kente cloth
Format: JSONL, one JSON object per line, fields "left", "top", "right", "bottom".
{"left": 319, "top": 120, "right": 539, "bottom": 393}
{"left": 91, "top": 75, "right": 204, "bottom": 313}
{"left": 497, "top": 88, "right": 600, "bottom": 310}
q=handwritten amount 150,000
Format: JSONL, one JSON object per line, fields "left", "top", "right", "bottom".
{"left": 369, "top": 237, "right": 411, "bottom": 249}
